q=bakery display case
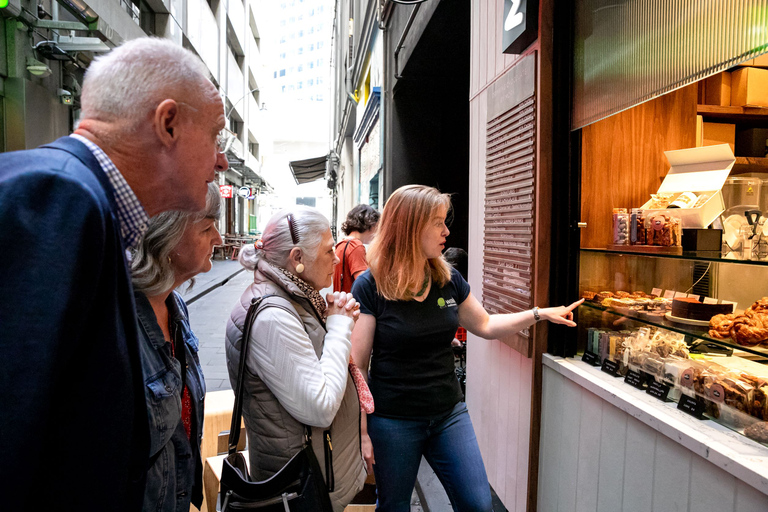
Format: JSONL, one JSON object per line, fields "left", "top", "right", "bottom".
{"left": 576, "top": 248, "right": 768, "bottom": 445}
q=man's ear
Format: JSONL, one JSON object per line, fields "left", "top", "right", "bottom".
{"left": 154, "top": 99, "right": 182, "bottom": 148}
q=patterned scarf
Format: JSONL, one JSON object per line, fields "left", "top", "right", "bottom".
{"left": 272, "top": 264, "right": 375, "bottom": 414}
{"left": 273, "top": 265, "right": 327, "bottom": 323}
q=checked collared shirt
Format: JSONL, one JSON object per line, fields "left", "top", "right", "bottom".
{"left": 70, "top": 134, "right": 149, "bottom": 250}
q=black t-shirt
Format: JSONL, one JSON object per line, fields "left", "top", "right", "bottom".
{"left": 352, "top": 267, "right": 470, "bottom": 419}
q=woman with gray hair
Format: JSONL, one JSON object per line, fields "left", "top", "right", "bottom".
{"left": 225, "top": 206, "right": 369, "bottom": 512}
{"left": 131, "top": 182, "right": 222, "bottom": 512}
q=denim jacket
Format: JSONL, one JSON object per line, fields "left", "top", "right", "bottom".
{"left": 135, "top": 291, "right": 206, "bottom": 512}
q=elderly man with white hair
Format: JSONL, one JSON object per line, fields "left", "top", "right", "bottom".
{"left": 0, "top": 37, "right": 228, "bottom": 511}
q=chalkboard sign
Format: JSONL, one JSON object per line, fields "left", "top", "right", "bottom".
{"left": 582, "top": 351, "right": 601, "bottom": 367}
{"left": 677, "top": 394, "right": 706, "bottom": 419}
{"left": 601, "top": 359, "right": 620, "bottom": 377}
{"left": 624, "top": 369, "right": 646, "bottom": 390}
{"left": 647, "top": 380, "right": 671, "bottom": 402}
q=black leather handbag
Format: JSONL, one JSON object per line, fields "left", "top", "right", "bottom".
{"left": 220, "top": 296, "right": 334, "bottom": 512}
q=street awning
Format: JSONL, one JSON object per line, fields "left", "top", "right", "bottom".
{"left": 288, "top": 154, "right": 328, "bottom": 184}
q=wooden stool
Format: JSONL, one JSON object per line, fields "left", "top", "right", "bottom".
{"left": 199, "top": 390, "right": 240, "bottom": 512}
{"left": 203, "top": 453, "right": 249, "bottom": 512}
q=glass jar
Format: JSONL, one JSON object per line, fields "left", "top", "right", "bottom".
{"left": 630, "top": 208, "right": 646, "bottom": 245}
{"left": 612, "top": 208, "right": 629, "bottom": 245}
{"left": 644, "top": 211, "right": 682, "bottom": 246}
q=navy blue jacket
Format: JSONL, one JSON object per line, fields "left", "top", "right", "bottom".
{"left": 0, "top": 137, "right": 149, "bottom": 511}
{"left": 135, "top": 291, "right": 205, "bottom": 512}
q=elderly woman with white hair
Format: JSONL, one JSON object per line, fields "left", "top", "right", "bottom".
{"left": 226, "top": 206, "right": 369, "bottom": 512}
{"left": 131, "top": 182, "right": 222, "bottom": 512}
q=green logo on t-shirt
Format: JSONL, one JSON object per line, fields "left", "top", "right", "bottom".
{"left": 437, "top": 297, "right": 446, "bottom": 307}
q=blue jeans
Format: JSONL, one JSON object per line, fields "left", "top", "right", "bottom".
{"left": 367, "top": 401, "right": 493, "bottom": 512}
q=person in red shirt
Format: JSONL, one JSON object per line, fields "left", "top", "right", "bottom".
{"left": 334, "top": 204, "right": 380, "bottom": 292}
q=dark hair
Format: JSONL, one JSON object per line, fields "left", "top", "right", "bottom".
{"left": 341, "top": 204, "right": 380, "bottom": 235}
{"left": 443, "top": 247, "right": 468, "bottom": 280}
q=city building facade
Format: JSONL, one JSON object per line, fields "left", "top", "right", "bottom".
{"left": 0, "top": 0, "right": 272, "bottom": 235}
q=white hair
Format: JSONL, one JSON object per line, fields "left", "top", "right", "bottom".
{"left": 131, "top": 183, "right": 221, "bottom": 296}
{"left": 80, "top": 37, "right": 211, "bottom": 128}
{"left": 240, "top": 206, "right": 330, "bottom": 271}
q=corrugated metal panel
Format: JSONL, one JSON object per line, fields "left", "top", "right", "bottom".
{"left": 483, "top": 94, "right": 536, "bottom": 339}
{"left": 573, "top": 0, "right": 768, "bottom": 130}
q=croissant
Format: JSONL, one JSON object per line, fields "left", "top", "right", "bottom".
{"left": 709, "top": 313, "right": 736, "bottom": 340}
{"left": 730, "top": 311, "right": 768, "bottom": 347}
{"left": 747, "top": 297, "right": 768, "bottom": 315}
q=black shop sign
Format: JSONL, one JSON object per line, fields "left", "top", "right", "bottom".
{"left": 502, "top": 0, "right": 538, "bottom": 55}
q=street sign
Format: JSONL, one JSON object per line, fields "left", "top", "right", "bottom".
{"left": 502, "top": 0, "right": 538, "bottom": 55}
{"left": 219, "top": 185, "right": 234, "bottom": 198}
{"left": 238, "top": 186, "right": 251, "bottom": 198}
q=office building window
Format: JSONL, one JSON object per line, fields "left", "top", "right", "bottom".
{"left": 298, "top": 65, "right": 303, "bottom": 71}
{"left": 279, "top": 69, "right": 285, "bottom": 77}
{"left": 298, "top": 82, "right": 303, "bottom": 89}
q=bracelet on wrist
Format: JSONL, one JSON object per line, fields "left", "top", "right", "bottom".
{"left": 532, "top": 306, "right": 541, "bottom": 322}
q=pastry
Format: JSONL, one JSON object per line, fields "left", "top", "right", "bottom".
{"left": 581, "top": 290, "right": 597, "bottom": 301}
{"left": 709, "top": 313, "right": 736, "bottom": 340}
{"left": 730, "top": 311, "right": 768, "bottom": 347}
{"left": 747, "top": 297, "right": 768, "bottom": 315}
{"left": 595, "top": 291, "right": 614, "bottom": 302}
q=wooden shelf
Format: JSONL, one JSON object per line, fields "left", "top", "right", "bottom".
{"left": 697, "top": 104, "right": 768, "bottom": 121}
{"left": 734, "top": 156, "right": 768, "bottom": 167}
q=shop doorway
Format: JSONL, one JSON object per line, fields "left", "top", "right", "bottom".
{"left": 385, "top": 0, "right": 471, "bottom": 253}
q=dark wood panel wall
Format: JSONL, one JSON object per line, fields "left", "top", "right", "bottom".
{"left": 580, "top": 84, "right": 698, "bottom": 248}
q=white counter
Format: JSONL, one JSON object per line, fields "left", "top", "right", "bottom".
{"left": 539, "top": 354, "right": 768, "bottom": 511}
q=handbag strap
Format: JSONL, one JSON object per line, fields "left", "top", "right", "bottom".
{"left": 228, "top": 294, "right": 306, "bottom": 455}
{"left": 339, "top": 239, "right": 352, "bottom": 291}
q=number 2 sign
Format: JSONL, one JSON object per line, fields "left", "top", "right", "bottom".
{"left": 502, "top": 0, "right": 538, "bottom": 55}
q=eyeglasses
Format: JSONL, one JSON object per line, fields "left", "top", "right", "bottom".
{"left": 177, "top": 101, "right": 231, "bottom": 154}
{"left": 216, "top": 129, "right": 233, "bottom": 154}
{"left": 286, "top": 214, "right": 300, "bottom": 245}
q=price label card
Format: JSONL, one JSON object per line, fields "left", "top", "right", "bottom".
{"left": 663, "top": 290, "right": 676, "bottom": 299}
{"left": 582, "top": 351, "right": 601, "bottom": 367}
{"left": 601, "top": 359, "right": 621, "bottom": 377}
{"left": 702, "top": 297, "right": 718, "bottom": 304}
{"left": 646, "top": 380, "right": 671, "bottom": 402}
{"left": 721, "top": 300, "right": 737, "bottom": 311}
{"left": 624, "top": 369, "right": 646, "bottom": 390}
{"left": 651, "top": 288, "right": 663, "bottom": 296}
{"left": 677, "top": 394, "right": 706, "bottom": 419}
{"left": 674, "top": 291, "right": 687, "bottom": 298}
{"left": 687, "top": 293, "right": 700, "bottom": 300}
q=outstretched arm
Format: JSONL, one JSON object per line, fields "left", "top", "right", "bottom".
{"left": 458, "top": 293, "right": 583, "bottom": 340}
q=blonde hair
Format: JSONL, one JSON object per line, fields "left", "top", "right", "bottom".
{"left": 367, "top": 185, "right": 452, "bottom": 300}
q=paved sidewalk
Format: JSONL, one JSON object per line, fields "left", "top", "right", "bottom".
{"left": 185, "top": 261, "right": 252, "bottom": 392}
{"left": 179, "top": 259, "right": 244, "bottom": 303}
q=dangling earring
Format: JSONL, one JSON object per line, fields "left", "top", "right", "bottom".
{"left": 168, "top": 256, "right": 172, "bottom": 265}
{"left": 295, "top": 263, "right": 305, "bottom": 274}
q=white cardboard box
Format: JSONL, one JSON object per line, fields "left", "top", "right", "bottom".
{"left": 640, "top": 144, "right": 734, "bottom": 228}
